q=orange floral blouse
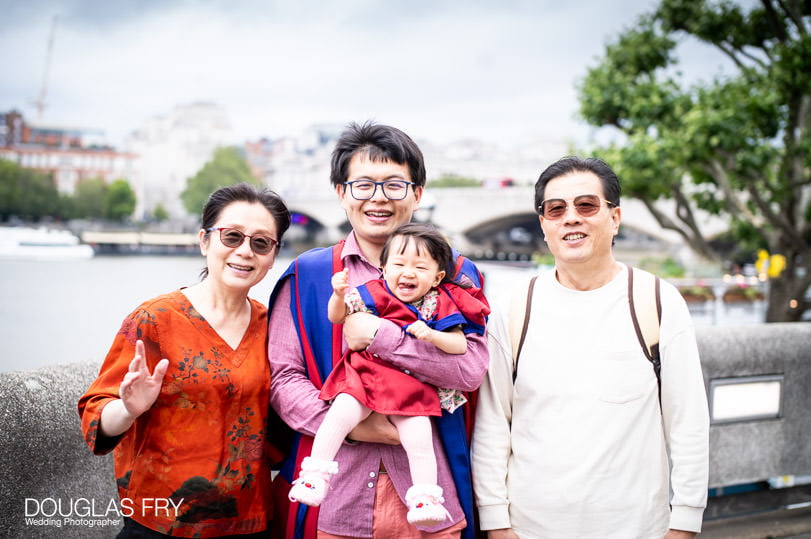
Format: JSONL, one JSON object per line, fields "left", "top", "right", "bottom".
{"left": 78, "top": 290, "right": 276, "bottom": 537}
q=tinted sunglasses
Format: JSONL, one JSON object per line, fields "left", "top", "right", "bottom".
{"left": 538, "top": 194, "right": 616, "bottom": 220}
{"left": 206, "top": 227, "right": 279, "bottom": 255}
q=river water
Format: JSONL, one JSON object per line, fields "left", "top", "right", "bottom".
{"left": 0, "top": 255, "right": 762, "bottom": 373}
{"left": 0, "top": 255, "right": 536, "bottom": 373}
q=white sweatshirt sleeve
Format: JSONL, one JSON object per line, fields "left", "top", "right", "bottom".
{"left": 659, "top": 283, "right": 710, "bottom": 532}
{"left": 472, "top": 309, "right": 516, "bottom": 530}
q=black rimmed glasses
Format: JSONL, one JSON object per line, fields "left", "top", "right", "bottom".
{"left": 343, "top": 180, "right": 415, "bottom": 201}
{"left": 538, "top": 194, "right": 616, "bottom": 220}
{"left": 206, "top": 227, "right": 279, "bottom": 255}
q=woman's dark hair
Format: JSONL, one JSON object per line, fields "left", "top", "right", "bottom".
{"left": 199, "top": 182, "right": 291, "bottom": 278}
{"left": 534, "top": 156, "right": 621, "bottom": 214}
{"left": 380, "top": 222, "right": 460, "bottom": 287}
{"left": 330, "top": 121, "right": 426, "bottom": 188}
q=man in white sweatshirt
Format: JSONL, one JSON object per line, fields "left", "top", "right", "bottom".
{"left": 471, "top": 156, "right": 709, "bottom": 539}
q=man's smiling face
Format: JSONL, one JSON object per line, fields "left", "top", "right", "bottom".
{"left": 336, "top": 151, "right": 423, "bottom": 255}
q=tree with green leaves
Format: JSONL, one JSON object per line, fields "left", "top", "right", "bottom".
{"left": 105, "top": 179, "right": 137, "bottom": 221}
{"left": 428, "top": 174, "right": 481, "bottom": 188}
{"left": 578, "top": 0, "right": 810, "bottom": 322}
{"left": 73, "top": 178, "right": 108, "bottom": 219}
{"left": 0, "top": 159, "right": 61, "bottom": 221}
{"left": 181, "top": 147, "right": 261, "bottom": 215}
{"left": 152, "top": 203, "right": 169, "bottom": 222}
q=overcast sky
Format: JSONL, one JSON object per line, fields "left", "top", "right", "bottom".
{"left": 1, "top": 0, "right": 733, "bottom": 149}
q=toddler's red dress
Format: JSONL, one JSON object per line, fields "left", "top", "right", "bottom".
{"left": 319, "top": 280, "right": 489, "bottom": 416}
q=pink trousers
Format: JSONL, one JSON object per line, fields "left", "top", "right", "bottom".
{"left": 316, "top": 472, "right": 466, "bottom": 539}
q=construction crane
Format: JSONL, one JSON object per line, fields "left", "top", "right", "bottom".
{"left": 32, "top": 15, "right": 58, "bottom": 121}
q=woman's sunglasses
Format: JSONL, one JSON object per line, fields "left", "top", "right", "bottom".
{"left": 206, "top": 227, "right": 279, "bottom": 255}
{"left": 538, "top": 194, "right": 616, "bottom": 220}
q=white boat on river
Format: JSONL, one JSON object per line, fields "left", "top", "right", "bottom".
{"left": 0, "top": 227, "right": 95, "bottom": 260}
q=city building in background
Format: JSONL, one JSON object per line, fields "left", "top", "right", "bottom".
{"left": 244, "top": 126, "right": 568, "bottom": 197}
{"left": 244, "top": 123, "right": 342, "bottom": 198}
{"left": 124, "top": 102, "right": 235, "bottom": 221}
{"left": 420, "top": 136, "right": 568, "bottom": 187}
{"left": 0, "top": 109, "right": 137, "bottom": 194}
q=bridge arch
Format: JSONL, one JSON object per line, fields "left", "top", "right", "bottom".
{"left": 458, "top": 212, "right": 544, "bottom": 262}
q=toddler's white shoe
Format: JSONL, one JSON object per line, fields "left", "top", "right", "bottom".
{"left": 405, "top": 483, "right": 451, "bottom": 527}
{"left": 288, "top": 456, "right": 338, "bottom": 507}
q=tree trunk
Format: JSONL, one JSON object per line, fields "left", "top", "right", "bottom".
{"left": 766, "top": 278, "right": 801, "bottom": 322}
{"left": 765, "top": 246, "right": 810, "bottom": 322}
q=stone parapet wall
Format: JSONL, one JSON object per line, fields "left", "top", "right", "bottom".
{"left": 0, "top": 361, "right": 114, "bottom": 538}
{"left": 697, "top": 323, "right": 811, "bottom": 488}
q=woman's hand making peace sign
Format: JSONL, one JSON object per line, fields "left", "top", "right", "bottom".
{"left": 99, "top": 339, "right": 169, "bottom": 437}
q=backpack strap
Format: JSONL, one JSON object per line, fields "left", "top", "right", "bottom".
{"left": 508, "top": 275, "right": 538, "bottom": 383}
{"left": 627, "top": 267, "right": 663, "bottom": 402}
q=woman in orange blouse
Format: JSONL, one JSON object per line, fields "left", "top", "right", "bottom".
{"left": 78, "top": 183, "right": 290, "bottom": 538}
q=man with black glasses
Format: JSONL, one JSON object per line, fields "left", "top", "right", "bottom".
{"left": 472, "top": 156, "right": 709, "bottom": 538}
{"left": 267, "top": 121, "right": 488, "bottom": 538}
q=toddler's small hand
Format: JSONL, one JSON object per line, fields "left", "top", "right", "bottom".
{"left": 331, "top": 268, "right": 349, "bottom": 297}
{"left": 407, "top": 321, "right": 431, "bottom": 341}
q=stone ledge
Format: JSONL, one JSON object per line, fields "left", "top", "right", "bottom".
{"left": 0, "top": 361, "right": 115, "bottom": 538}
